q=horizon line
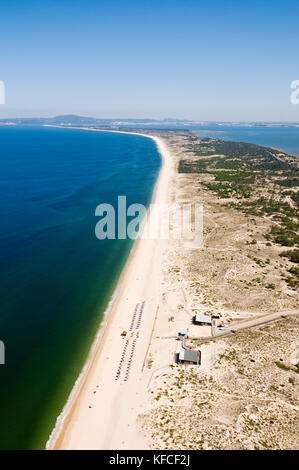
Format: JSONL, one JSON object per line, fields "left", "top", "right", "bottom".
{"left": 0, "top": 114, "right": 299, "bottom": 124}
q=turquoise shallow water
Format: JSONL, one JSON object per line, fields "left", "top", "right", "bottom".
{"left": 0, "top": 126, "right": 160, "bottom": 449}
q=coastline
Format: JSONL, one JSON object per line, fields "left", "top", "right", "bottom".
{"left": 46, "top": 127, "right": 173, "bottom": 449}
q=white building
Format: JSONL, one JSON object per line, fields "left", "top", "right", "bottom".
{"left": 194, "top": 314, "right": 212, "bottom": 325}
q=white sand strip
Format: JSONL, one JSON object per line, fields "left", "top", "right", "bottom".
{"left": 46, "top": 129, "right": 173, "bottom": 449}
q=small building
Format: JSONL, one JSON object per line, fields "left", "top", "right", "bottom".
{"left": 218, "top": 325, "right": 227, "bottom": 330}
{"left": 178, "top": 329, "right": 188, "bottom": 339}
{"left": 212, "top": 314, "right": 220, "bottom": 319}
{"left": 178, "top": 347, "right": 201, "bottom": 365}
{"left": 193, "top": 314, "right": 212, "bottom": 326}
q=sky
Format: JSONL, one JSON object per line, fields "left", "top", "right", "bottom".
{"left": 0, "top": 0, "right": 299, "bottom": 121}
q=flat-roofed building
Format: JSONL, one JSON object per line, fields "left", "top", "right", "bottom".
{"left": 178, "top": 347, "right": 201, "bottom": 365}
{"left": 193, "top": 313, "right": 212, "bottom": 326}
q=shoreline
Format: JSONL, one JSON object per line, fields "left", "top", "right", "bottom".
{"left": 46, "top": 127, "right": 172, "bottom": 449}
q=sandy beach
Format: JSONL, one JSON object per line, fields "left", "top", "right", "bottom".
{"left": 46, "top": 128, "right": 299, "bottom": 450}
{"left": 47, "top": 130, "right": 174, "bottom": 449}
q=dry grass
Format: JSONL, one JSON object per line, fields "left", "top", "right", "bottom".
{"left": 136, "top": 131, "right": 299, "bottom": 450}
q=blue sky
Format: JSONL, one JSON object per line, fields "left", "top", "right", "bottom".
{"left": 0, "top": 0, "right": 298, "bottom": 120}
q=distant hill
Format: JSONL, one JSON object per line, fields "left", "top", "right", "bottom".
{"left": 0, "top": 115, "right": 299, "bottom": 128}
{"left": 49, "top": 114, "right": 98, "bottom": 124}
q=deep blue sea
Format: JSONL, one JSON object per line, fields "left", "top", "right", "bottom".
{"left": 0, "top": 126, "right": 161, "bottom": 449}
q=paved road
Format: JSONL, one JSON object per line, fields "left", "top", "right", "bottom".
{"left": 159, "top": 310, "right": 298, "bottom": 342}
{"left": 192, "top": 310, "right": 298, "bottom": 341}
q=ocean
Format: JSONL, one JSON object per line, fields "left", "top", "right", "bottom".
{"left": 0, "top": 124, "right": 298, "bottom": 450}
{"left": 0, "top": 126, "right": 161, "bottom": 449}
